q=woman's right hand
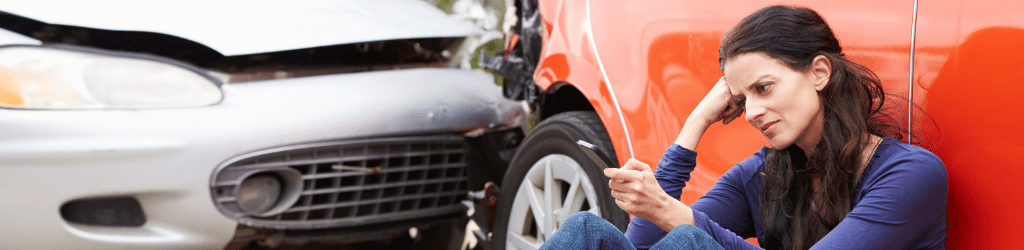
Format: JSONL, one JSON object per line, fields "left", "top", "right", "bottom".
{"left": 675, "top": 77, "right": 744, "bottom": 150}
{"left": 606, "top": 158, "right": 695, "bottom": 231}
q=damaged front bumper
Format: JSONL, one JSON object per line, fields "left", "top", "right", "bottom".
{"left": 0, "top": 68, "right": 527, "bottom": 249}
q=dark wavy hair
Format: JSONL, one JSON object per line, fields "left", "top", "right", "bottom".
{"left": 719, "top": 6, "right": 902, "bottom": 249}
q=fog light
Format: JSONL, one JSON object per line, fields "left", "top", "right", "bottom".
{"left": 238, "top": 175, "right": 282, "bottom": 215}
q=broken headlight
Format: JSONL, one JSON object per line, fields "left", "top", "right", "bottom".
{"left": 0, "top": 46, "right": 222, "bottom": 109}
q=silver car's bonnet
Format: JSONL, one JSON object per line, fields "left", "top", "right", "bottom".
{"left": 0, "top": 68, "right": 524, "bottom": 162}
{"left": 0, "top": 0, "right": 480, "bottom": 56}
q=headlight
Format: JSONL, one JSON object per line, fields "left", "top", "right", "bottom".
{"left": 0, "top": 46, "right": 222, "bottom": 109}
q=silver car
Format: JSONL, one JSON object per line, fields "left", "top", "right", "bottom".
{"left": 0, "top": 0, "right": 526, "bottom": 249}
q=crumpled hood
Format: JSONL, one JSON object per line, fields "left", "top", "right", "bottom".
{"left": 0, "top": 0, "right": 480, "bottom": 56}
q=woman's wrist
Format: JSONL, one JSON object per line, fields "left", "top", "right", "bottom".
{"left": 654, "top": 195, "right": 696, "bottom": 232}
{"left": 675, "top": 116, "right": 711, "bottom": 151}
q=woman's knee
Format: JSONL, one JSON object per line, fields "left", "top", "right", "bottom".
{"left": 652, "top": 224, "right": 724, "bottom": 250}
{"left": 560, "top": 212, "right": 601, "bottom": 231}
{"left": 567, "top": 211, "right": 601, "bottom": 221}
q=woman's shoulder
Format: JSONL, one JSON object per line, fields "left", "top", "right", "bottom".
{"left": 877, "top": 138, "right": 945, "bottom": 170}
{"left": 868, "top": 137, "right": 948, "bottom": 185}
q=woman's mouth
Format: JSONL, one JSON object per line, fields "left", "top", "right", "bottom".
{"left": 761, "top": 121, "right": 779, "bottom": 135}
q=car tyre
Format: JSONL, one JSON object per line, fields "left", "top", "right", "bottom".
{"left": 492, "top": 111, "right": 629, "bottom": 250}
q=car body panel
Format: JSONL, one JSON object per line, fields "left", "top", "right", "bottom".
{"left": 0, "top": 0, "right": 481, "bottom": 56}
{"left": 0, "top": 68, "right": 525, "bottom": 249}
{"left": 530, "top": 0, "right": 1022, "bottom": 248}
{"left": 915, "top": 1, "right": 1024, "bottom": 247}
{"left": 532, "top": 0, "right": 633, "bottom": 165}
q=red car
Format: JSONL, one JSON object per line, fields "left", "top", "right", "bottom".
{"left": 480, "top": 0, "right": 1023, "bottom": 249}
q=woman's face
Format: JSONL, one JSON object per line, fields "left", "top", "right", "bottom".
{"left": 723, "top": 52, "right": 830, "bottom": 150}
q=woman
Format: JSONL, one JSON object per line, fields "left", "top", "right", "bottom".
{"left": 540, "top": 5, "right": 947, "bottom": 250}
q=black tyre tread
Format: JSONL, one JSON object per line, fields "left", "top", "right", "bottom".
{"left": 546, "top": 111, "right": 619, "bottom": 165}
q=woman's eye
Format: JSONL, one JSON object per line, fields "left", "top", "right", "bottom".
{"left": 754, "top": 83, "right": 771, "bottom": 93}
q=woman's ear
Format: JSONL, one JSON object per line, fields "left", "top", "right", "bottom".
{"left": 810, "top": 55, "right": 832, "bottom": 91}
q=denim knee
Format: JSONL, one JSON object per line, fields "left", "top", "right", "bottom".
{"left": 568, "top": 211, "right": 602, "bottom": 224}
{"left": 552, "top": 212, "right": 604, "bottom": 240}
{"left": 541, "top": 212, "right": 635, "bottom": 250}
{"left": 650, "top": 224, "right": 724, "bottom": 250}
{"left": 555, "top": 212, "right": 598, "bottom": 234}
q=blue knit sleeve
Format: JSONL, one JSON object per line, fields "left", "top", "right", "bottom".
{"left": 693, "top": 210, "right": 763, "bottom": 250}
{"left": 689, "top": 149, "right": 767, "bottom": 249}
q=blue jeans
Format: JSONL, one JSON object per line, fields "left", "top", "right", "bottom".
{"left": 540, "top": 212, "right": 725, "bottom": 250}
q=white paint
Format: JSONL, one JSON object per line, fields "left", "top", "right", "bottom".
{"left": 909, "top": 0, "right": 919, "bottom": 140}
{"left": 584, "top": 0, "right": 635, "bottom": 159}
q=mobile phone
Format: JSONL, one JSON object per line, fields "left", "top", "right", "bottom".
{"left": 576, "top": 140, "right": 617, "bottom": 168}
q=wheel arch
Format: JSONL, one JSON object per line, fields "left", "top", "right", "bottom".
{"left": 535, "top": 76, "right": 631, "bottom": 168}
{"left": 536, "top": 82, "right": 592, "bottom": 121}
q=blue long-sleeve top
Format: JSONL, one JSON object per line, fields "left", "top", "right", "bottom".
{"left": 624, "top": 137, "right": 948, "bottom": 249}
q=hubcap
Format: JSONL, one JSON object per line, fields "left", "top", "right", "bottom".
{"left": 506, "top": 154, "right": 600, "bottom": 250}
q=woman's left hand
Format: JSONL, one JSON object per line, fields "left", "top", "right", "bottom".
{"left": 605, "top": 158, "right": 695, "bottom": 231}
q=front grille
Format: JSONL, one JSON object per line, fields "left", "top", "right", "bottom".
{"left": 211, "top": 136, "right": 470, "bottom": 230}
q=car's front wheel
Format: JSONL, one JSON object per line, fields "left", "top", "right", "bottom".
{"left": 492, "top": 111, "right": 629, "bottom": 250}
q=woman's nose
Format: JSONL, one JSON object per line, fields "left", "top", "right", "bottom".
{"left": 745, "top": 102, "right": 765, "bottom": 124}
